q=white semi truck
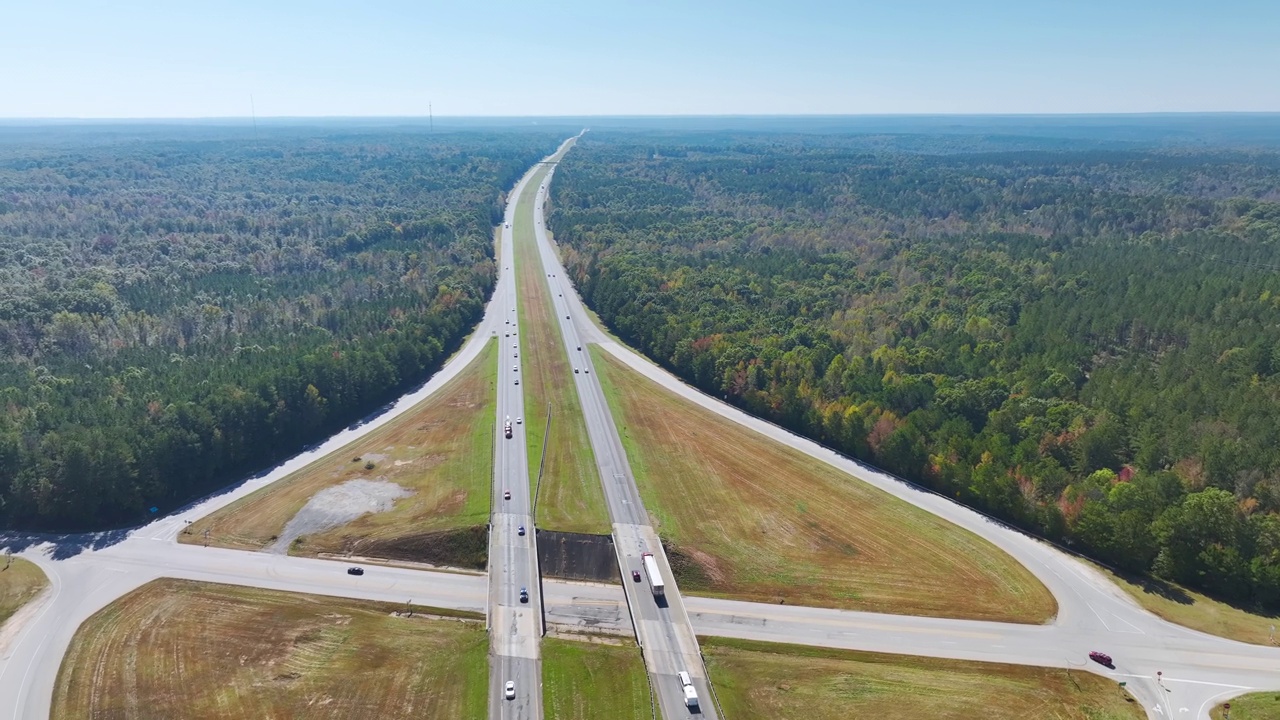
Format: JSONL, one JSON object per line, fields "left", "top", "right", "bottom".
{"left": 642, "top": 552, "right": 665, "bottom": 597}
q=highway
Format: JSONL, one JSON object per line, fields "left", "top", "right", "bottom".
{"left": 0, "top": 133, "right": 1278, "bottom": 719}
{"left": 526, "top": 142, "right": 719, "bottom": 719}
{"left": 486, "top": 148, "right": 564, "bottom": 720}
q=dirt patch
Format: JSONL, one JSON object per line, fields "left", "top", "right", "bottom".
{"left": 538, "top": 531, "right": 618, "bottom": 582}
{"left": 664, "top": 542, "right": 715, "bottom": 589}
{"left": 269, "top": 479, "right": 413, "bottom": 554}
{"left": 344, "top": 526, "right": 489, "bottom": 570}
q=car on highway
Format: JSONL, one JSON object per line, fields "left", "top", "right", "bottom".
{"left": 576, "top": 346, "right": 581, "bottom": 351}
{"left": 518, "top": 525, "right": 525, "bottom": 535}
{"left": 504, "top": 681, "right": 515, "bottom": 699}
{"left": 565, "top": 315, "right": 570, "bottom": 319}
{"left": 574, "top": 367, "right": 579, "bottom": 374}
{"left": 505, "top": 333, "right": 509, "bottom": 337}
{"left": 516, "top": 417, "right": 522, "bottom": 424}
{"left": 631, "top": 570, "right": 641, "bottom": 582}
{"left": 514, "top": 379, "right": 519, "bottom": 385}
{"left": 1088, "top": 651, "right": 1113, "bottom": 667}
{"left": 504, "top": 489, "right": 511, "bottom": 500}
{"left": 520, "top": 587, "right": 529, "bottom": 603}
{"left": 347, "top": 567, "right": 364, "bottom": 576}
{"left": 513, "top": 365, "right": 518, "bottom": 372}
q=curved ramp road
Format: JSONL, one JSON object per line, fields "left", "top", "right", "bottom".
{"left": 0, "top": 135, "right": 1277, "bottom": 720}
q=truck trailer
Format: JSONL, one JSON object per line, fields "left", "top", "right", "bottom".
{"left": 642, "top": 552, "right": 665, "bottom": 597}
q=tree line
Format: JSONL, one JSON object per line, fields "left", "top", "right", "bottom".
{"left": 548, "top": 132, "right": 1280, "bottom": 610}
{"left": 0, "top": 129, "right": 561, "bottom": 530}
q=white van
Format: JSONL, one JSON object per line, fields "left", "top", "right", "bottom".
{"left": 677, "top": 671, "right": 692, "bottom": 687}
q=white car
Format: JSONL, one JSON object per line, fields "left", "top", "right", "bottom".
{"left": 516, "top": 417, "right": 523, "bottom": 424}
{"left": 504, "top": 681, "right": 515, "bottom": 699}
{"left": 513, "top": 365, "right": 518, "bottom": 372}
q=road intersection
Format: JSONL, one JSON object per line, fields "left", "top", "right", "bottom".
{"left": 0, "top": 134, "right": 1277, "bottom": 719}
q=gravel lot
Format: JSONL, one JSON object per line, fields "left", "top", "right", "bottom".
{"left": 268, "top": 478, "right": 413, "bottom": 554}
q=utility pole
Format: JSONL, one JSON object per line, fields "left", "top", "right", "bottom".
{"left": 428, "top": 102, "right": 433, "bottom": 133}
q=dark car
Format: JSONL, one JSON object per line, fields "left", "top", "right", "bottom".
{"left": 347, "top": 567, "right": 364, "bottom": 576}
{"left": 518, "top": 525, "right": 526, "bottom": 536}
{"left": 631, "top": 570, "right": 641, "bottom": 582}
{"left": 520, "top": 587, "right": 529, "bottom": 603}
{"left": 503, "top": 490, "right": 511, "bottom": 500}
{"left": 1088, "top": 651, "right": 1112, "bottom": 667}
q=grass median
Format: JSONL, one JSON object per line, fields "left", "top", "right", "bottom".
{"left": 590, "top": 346, "right": 1056, "bottom": 623}
{"left": 183, "top": 338, "right": 497, "bottom": 567}
{"left": 512, "top": 167, "right": 608, "bottom": 535}
{"left": 53, "top": 579, "right": 486, "bottom": 720}
{"left": 542, "top": 637, "right": 650, "bottom": 719}
{"left": 704, "top": 637, "right": 1142, "bottom": 720}
{"left": 0, "top": 557, "right": 48, "bottom": 626}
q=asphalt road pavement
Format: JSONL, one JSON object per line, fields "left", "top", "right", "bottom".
{"left": 2, "top": 134, "right": 1278, "bottom": 720}
{"left": 486, "top": 150, "right": 557, "bottom": 720}
{"left": 527, "top": 145, "right": 719, "bottom": 720}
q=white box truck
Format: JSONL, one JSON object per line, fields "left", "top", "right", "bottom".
{"left": 642, "top": 552, "right": 665, "bottom": 597}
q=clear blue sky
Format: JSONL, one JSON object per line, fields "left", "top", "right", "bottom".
{"left": 2, "top": 0, "right": 1277, "bottom": 117}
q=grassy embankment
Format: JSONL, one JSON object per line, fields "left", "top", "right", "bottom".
{"left": 0, "top": 557, "right": 49, "bottom": 625}
{"left": 53, "top": 579, "right": 486, "bottom": 720}
{"left": 590, "top": 347, "right": 1056, "bottom": 623}
{"left": 183, "top": 338, "right": 498, "bottom": 567}
{"left": 1210, "top": 692, "right": 1280, "bottom": 719}
{"left": 512, "top": 166, "right": 608, "bottom": 534}
{"left": 542, "top": 637, "right": 650, "bottom": 720}
{"left": 1098, "top": 565, "right": 1280, "bottom": 646}
{"left": 704, "top": 637, "right": 1142, "bottom": 720}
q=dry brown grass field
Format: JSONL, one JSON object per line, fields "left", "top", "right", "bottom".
{"left": 512, "top": 168, "right": 609, "bottom": 534}
{"left": 183, "top": 338, "right": 497, "bottom": 563}
{"left": 591, "top": 347, "right": 1056, "bottom": 623}
{"left": 52, "top": 579, "right": 487, "bottom": 720}
{"left": 704, "top": 637, "right": 1143, "bottom": 720}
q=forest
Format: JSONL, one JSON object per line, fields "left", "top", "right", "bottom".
{"left": 0, "top": 128, "right": 560, "bottom": 530}
{"left": 548, "top": 132, "right": 1280, "bottom": 610}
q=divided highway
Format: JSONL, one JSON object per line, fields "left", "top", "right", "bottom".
{"left": 525, "top": 144, "right": 719, "bottom": 719}
{"left": 1, "top": 133, "right": 1278, "bottom": 720}
{"left": 486, "top": 150, "right": 560, "bottom": 720}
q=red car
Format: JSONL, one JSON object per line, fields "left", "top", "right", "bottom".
{"left": 1088, "top": 651, "right": 1112, "bottom": 667}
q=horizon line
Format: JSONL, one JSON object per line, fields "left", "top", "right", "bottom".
{"left": 2, "top": 111, "right": 1280, "bottom": 123}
